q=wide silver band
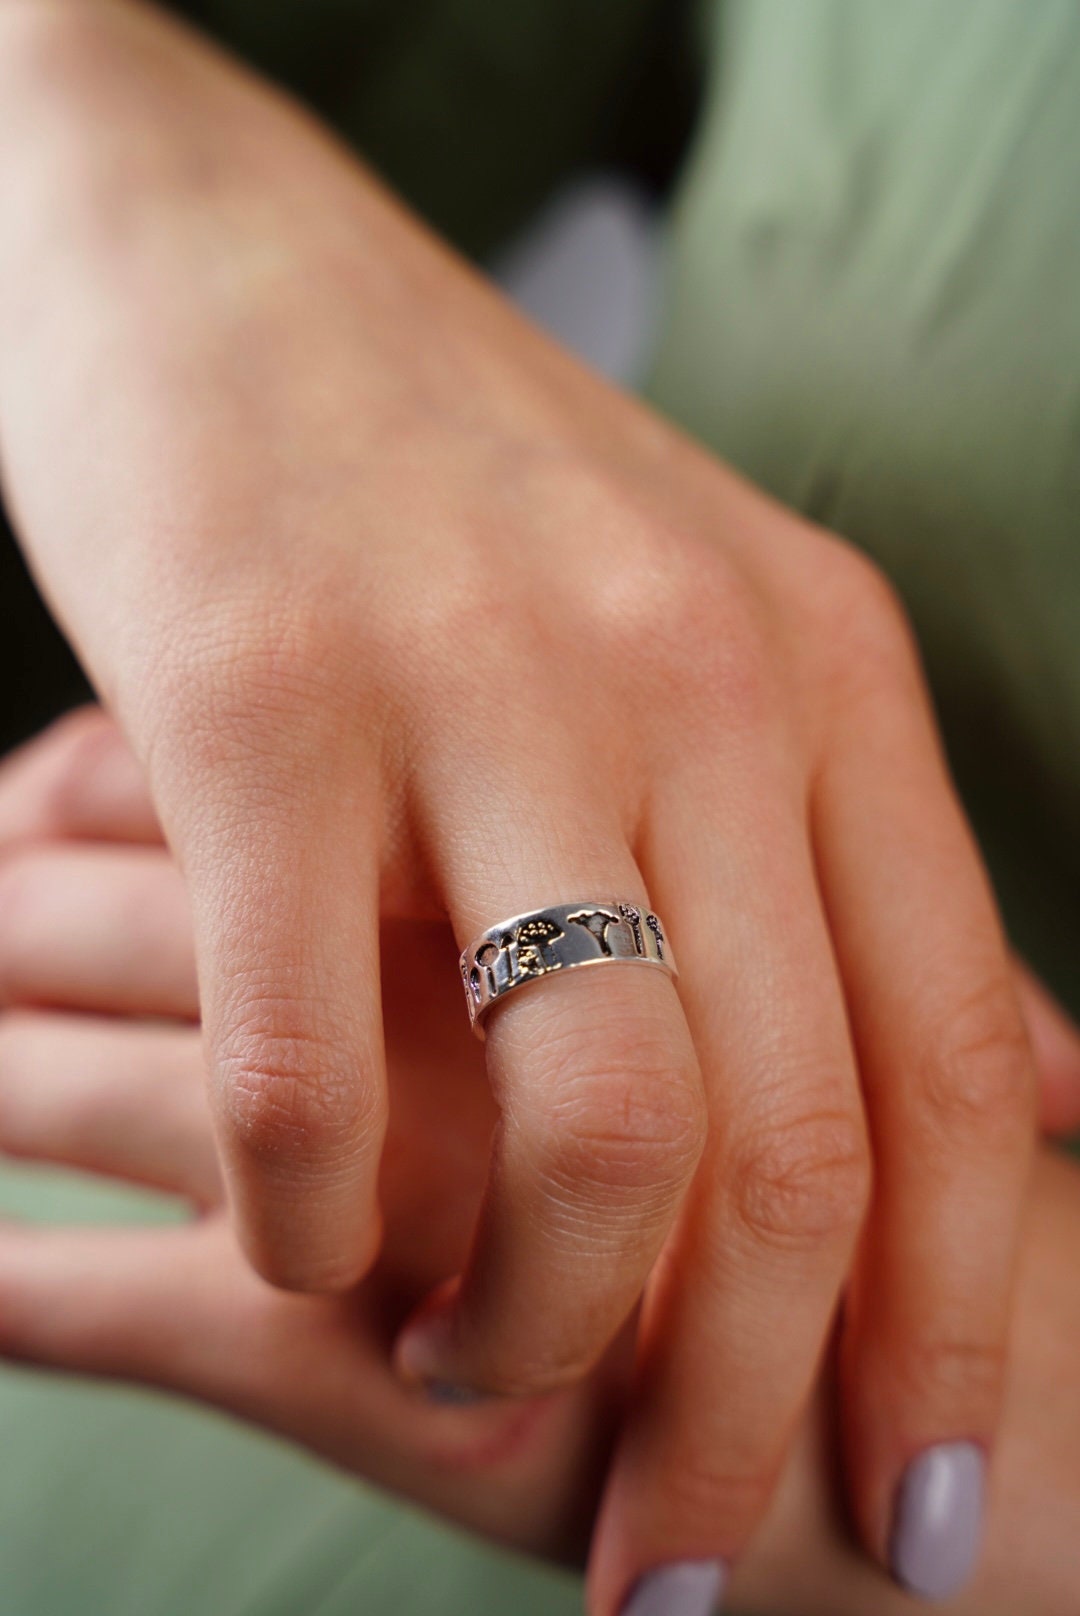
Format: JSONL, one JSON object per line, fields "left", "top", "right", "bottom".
{"left": 460, "top": 899, "right": 676, "bottom": 1037}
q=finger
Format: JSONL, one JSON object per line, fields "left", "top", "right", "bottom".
{"left": 0, "top": 1009, "right": 220, "bottom": 1205}
{"left": 0, "top": 706, "right": 160, "bottom": 847}
{"left": 0, "top": 1220, "right": 268, "bottom": 1398}
{"left": 0, "top": 1216, "right": 581, "bottom": 1540}
{"left": 0, "top": 844, "right": 197, "bottom": 1018}
{"left": 393, "top": 729, "right": 706, "bottom": 1401}
{"left": 155, "top": 690, "right": 389, "bottom": 1295}
{"left": 1012, "top": 959, "right": 1080, "bottom": 1136}
{"left": 588, "top": 769, "right": 870, "bottom": 1616}
{"left": 0, "top": 1220, "right": 400, "bottom": 1467}
{"left": 815, "top": 659, "right": 1036, "bottom": 1601}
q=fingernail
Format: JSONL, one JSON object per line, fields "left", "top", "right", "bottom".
{"left": 619, "top": 1559, "right": 728, "bottom": 1616}
{"left": 395, "top": 1305, "right": 456, "bottom": 1385}
{"left": 889, "top": 1441, "right": 986, "bottom": 1600}
{"left": 396, "top": 1313, "right": 489, "bottom": 1406}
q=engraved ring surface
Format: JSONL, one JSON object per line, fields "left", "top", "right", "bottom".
{"left": 460, "top": 899, "right": 676, "bottom": 1037}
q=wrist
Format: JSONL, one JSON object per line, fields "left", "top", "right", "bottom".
{"left": 0, "top": 0, "right": 303, "bottom": 368}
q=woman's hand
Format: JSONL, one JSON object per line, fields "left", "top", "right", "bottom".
{"left": 2, "top": 711, "right": 1080, "bottom": 1615}
{"left": 0, "top": 6, "right": 1048, "bottom": 1607}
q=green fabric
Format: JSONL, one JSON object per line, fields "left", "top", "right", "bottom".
{"left": 648, "top": 0, "right": 1080, "bottom": 1016}
{"left": 4, "top": 3, "right": 1080, "bottom": 1612}
{"left": 0, "top": 1162, "right": 581, "bottom": 1616}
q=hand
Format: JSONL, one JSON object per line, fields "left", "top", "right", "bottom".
{"left": 2, "top": 711, "right": 1080, "bottom": 1615}
{"left": 0, "top": 6, "right": 1047, "bottom": 1605}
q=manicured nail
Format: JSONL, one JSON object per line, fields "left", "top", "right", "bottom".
{"left": 889, "top": 1442, "right": 986, "bottom": 1600}
{"left": 619, "top": 1559, "right": 728, "bottom": 1616}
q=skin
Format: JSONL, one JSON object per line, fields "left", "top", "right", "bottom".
{"left": 0, "top": 712, "right": 1080, "bottom": 1615}
{"left": 0, "top": 3, "right": 1052, "bottom": 1605}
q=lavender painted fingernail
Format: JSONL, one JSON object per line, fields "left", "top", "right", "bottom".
{"left": 889, "top": 1442, "right": 986, "bottom": 1600}
{"left": 619, "top": 1559, "right": 727, "bottom": 1616}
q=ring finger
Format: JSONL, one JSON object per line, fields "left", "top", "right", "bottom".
{"left": 394, "top": 712, "right": 708, "bottom": 1401}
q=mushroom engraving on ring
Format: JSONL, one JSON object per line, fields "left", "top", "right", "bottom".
{"left": 568, "top": 907, "right": 624, "bottom": 955}
{"left": 513, "top": 916, "right": 564, "bottom": 976}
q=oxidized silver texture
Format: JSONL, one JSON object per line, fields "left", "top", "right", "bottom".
{"left": 460, "top": 899, "right": 676, "bottom": 1037}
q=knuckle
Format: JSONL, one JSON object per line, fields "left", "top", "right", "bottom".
{"left": 522, "top": 1014, "right": 707, "bottom": 1204}
{"left": 158, "top": 598, "right": 369, "bottom": 779}
{"left": 214, "top": 997, "right": 384, "bottom": 1173}
{"left": 540, "top": 463, "right": 778, "bottom": 731}
{"left": 815, "top": 541, "right": 922, "bottom": 696}
{"left": 731, "top": 1104, "right": 871, "bottom": 1251}
{"left": 540, "top": 1064, "right": 707, "bottom": 1201}
{"left": 892, "top": 1331, "right": 1007, "bottom": 1412}
{"left": 915, "top": 978, "right": 1035, "bottom": 1145}
{"left": 654, "top": 1454, "right": 776, "bottom": 1535}
{"left": 680, "top": 577, "right": 776, "bottom": 733}
{"left": 249, "top": 1232, "right": 376, "bottom": 1296}
{"left": 473, "top": 1352, "right": 595, "bottom": 1401}
{"left": 620, "top": 548, "right": 776, "bottom": 731}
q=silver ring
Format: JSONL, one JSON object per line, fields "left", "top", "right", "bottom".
{"left": 460, "top": 899, "right": 676, "bottom": 1038}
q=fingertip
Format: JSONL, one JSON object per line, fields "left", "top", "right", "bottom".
{"left": 616, "top": 1560, "right": 728, "bottom": 1616}
{"left": 393, "top": 1277, "right": 533, "bottom": 1407}
{"left": 393, "top": 1275, "right": 461, "bottom": 1387}
{"left": 234, "top": 1195, "right": 384, "bottom": 1295}
{"left": 888, "top": 1441, "right": 987, "bottom": 1600}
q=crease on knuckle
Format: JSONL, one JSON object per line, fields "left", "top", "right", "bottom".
{"left": 519, "top": 1017, "right": 707, "bottom": 1207}
{"left": 655, "top": 1455, "right": 776, "bottom": 1536}
{"left": 554, "top": 1071, "right": 704, "bottom": 1191}
{"left": 472, "top": 1351, "right": 596, "bottom": 1401}
{"left": 915, "top": 979, "right": 1035, "bottom": 1146}
{"left": 214, "top": 997, "right": 383, "bottom": 1174}
{"left": 892, "top": 1332, "right": 1007, "bottom": 1412}
{"left": 732, "top": 1105, "right": 871, "bottom": 1251}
